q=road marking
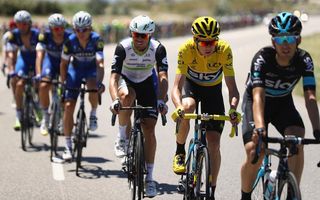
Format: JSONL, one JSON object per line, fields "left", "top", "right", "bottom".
{"left": 51, "top": 161, "right": 65, "bottom": 181}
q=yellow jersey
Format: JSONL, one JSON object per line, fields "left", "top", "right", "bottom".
{"left": 177, "top": 38, "right": 234, "bottom": 86}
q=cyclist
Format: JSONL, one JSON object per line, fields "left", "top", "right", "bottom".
{"left": 240, "top": 12, "right": 320, "bottom": 200}
{"left": 109, "top": 15, "right": 168, "bottom": 197}
{"left": 2, "top": 19, "right": 16, "bottom": 75}
{"left": 6, "top": 10, "right": 41, "bottom": 131}
{"left": 36, "top": 13, "right": 70, "bottom": 136}
{"left": 60, "top": 11, "right": 105, "bottom": 160}
{"left": 171, "top": 16, "right": 240, "bottom": 199}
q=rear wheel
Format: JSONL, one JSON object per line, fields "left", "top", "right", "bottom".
{"left": 49, "top": 102, "right": 59, "bottom": 161}
{"left": 21, "top": 95, "right": 33, "bottom": 151}
{"left": 278, "top": 171, "right": 301, "bottom": 200}
{"left": 195, "top": 147, "right": 210, "bottom": 199}
{"left": 127, "top": 130, "right": 136, "bottom": 200}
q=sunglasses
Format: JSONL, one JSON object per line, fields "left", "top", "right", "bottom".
{"left": 197, "top": 39, "right": 218, "bottom": 47}
{"left": 52, "top": 26, "right": 64, "bottom": 32}
{"left": 272, "top": 35, "right": 299, "bottom": 45}
{"left": 16, "top": 22, "right": 28, "bottom": 27}
{"left": 75, "top": 27, "right": 90, "bottom": 33}
{"left": 132, "top": 32, "right": 149, "bottom": 39}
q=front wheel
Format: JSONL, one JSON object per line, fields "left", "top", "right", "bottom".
{"left": 74, "top": 110, "right": 86, "bottom": 176}
{"left": 251, "top": 169, "right": 265, "bottom": 200}
{"left": 195, "top": 147, "right": 211, "bottom": 200}
{"left": 184, "top": 139, "right": 195, "bottom": 200}
{"left": 277, "top": 171, "right": 301, "bottom": 200}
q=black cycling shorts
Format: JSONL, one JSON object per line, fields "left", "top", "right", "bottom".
{"left": 241, "top": 89, "right": 304, "bottom": 144}
{"left": 182, "top": 78, "right": 225, "bottom": 133}
{"left": 121, "top": 75, "right": 158, "bottom": 119}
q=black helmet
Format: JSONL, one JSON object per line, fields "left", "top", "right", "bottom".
{"left": 268, "top": 12, "right": 302, "bottom": 36}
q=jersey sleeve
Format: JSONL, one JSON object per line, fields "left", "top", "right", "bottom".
{"left": 111, "top": 44, "right": 126, "bottom": 74}
{"left": 301, "top": 51, "right": 316, "bottom": 91}
{"left": 221, "top": 44, "right": 235, "bottom": 77}
{"left": 155, "top": 44, "right": 168, "bottom": 72}
{"left": 250, "top": 50, "right": 266, "bottom": 88}
{"left": 36, "top": 32, "right": 46, "bottom": 51}
{"left": 61, "top": 39, "right": 72, "bottom": 61}
{"left": 176, "top": 43, "right": 189, "bottom": 75}
{"left": 95, "top": 37, "right": 104, "bottom": 61}
{"left": 5, "top": 31, "right": 17, "bottom": 52}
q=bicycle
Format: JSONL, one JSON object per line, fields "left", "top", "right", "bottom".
{"left": 111, "top": 102, "right": 166, "bottom": 200}
{"left": 20, "top": 74, "right": 41, "bottom": 151}
{"left": 175, "top": 106, "right": 238, "bottom": 200}
{"left": 41, "top": 78, "right": 63, "bottom": 162}
{"left": 251, "top": 129, "right": 320, "bottom": 200}
{"left": 67, "top": 79, "right": 99, "bottom": 176}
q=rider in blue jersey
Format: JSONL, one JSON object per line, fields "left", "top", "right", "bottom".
{"left": 60, "top": 11, "right": 105, "bottom": 160}
{"left": 6, "top": 10, "right": 40, "bottom": 131}
{"left": 36, "top": 13, "right": 71, "bottom": 136}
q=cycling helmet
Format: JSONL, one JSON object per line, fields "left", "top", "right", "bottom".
{"left": 129, "top": 15, "right": 155, "bottom": 34}
{"left": 269, "top": 12, "right": 302, "bottom": 36}
{"left": 48, "top": 13, "right": 66, "bottom": 27}
{"left": 72, "top": 11, "right": 92, "bottom": 28}
{"left": 14, "top": 10, "right": 32, "bottom": 24}
{"left": 191, "top": 16, "right": 220, "bottom": 39}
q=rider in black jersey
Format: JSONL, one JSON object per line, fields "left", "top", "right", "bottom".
{"left": 240, "top": 12, "right": 320, "bottom": 200}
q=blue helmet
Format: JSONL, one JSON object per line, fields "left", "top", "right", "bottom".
{"left": 269, "top": 12, "right": 302, "bottom": 36}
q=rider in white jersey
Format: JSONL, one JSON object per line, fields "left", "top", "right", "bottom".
{"left": 109, "top": 15, "right": 168, "bottom": 198}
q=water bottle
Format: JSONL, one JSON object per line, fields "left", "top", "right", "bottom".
{"left": 265, "top": 170, "right": 277, "bottom": 200}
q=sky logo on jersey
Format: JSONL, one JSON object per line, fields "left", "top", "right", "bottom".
{"left": 187, "top": 68, "right": 222, "bottom": 82}
{"left": 162, "top": 57, "right": 168, "bottom": 65}
{"left": 254, "top": 55, "right": 265, "bottom": 71}
{"left": 304, "top": 56, "right": 314, "bottom": 72}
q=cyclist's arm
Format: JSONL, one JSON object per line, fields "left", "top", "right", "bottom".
{"left": 155, "top": 44, "right": 169, "bottom": 101}
{"left": 304, "top": 89, "right": 320, "bottom": 131}
{"left": 60, "top": 58, "right": 69, "bottom": 83}
{"left": 95, "top": 38, "right": 105, "bottom": 84}
{"left": 35, "top": 49, "right": 45, "bottom": 77}
{"left": 7, "top": 50, "right": 17, "bottom": 74}
{"left": 252, "top": 87, "right": 265, "bottom": 129}
{"left": 109, "top": 44, "right": 125, "bottom": 101}
{"left": 225, "top": 76, "right": 239, "bottom": 110}
{"left": 171, "top": 73, "right": 185, "bottom": 108}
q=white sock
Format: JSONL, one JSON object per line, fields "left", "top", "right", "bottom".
{"left": 119, "top": 125, "right": 127, "bottom": 140}
{"left": 16, "top": 109, "right": 21, "bottom": 120}
{"left": 90, "top": 108, "right": 97, "bottom": 117}
{"left": 145, "top": 163, "right": 154, "bottom": 182}
{"left": 42, "top": 108, "right": 49, "bottom": 122}
{"left": 65, "top": 137, "right": 72, "bottom": 149}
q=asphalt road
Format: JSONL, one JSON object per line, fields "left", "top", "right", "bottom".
{"left": 1, "top": 16, "right": 320, "bottom": 200}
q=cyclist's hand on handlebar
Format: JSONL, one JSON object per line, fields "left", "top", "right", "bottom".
{"left": 228, "top": 108, "right": 241, "bottom": 126}
{"left": 171, "top": 106, "right": 184, "bottom": 122}
{"left": 252, "top": 127, "right": 266, "bottom": 145}
{"left": 110, "top": 98, "right": 121, "bottom": 114}
{"left": 313, "top": 129, "right": 320, "bottom": 141}
{"left": 32, "top": 74, "right": 41, "bottom": 82}
{"left": 157, "top": 99, "right": 168, "bottom": 115}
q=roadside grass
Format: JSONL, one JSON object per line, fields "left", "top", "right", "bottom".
{"left": 294, "top": 33, "right": 320, "bottom": 98}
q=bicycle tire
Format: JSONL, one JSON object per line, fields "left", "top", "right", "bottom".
{"left": 49, "top": 102, "right": 59, "bottom": 161}
{"left": 127, "top": 130, "right": 136, "bottom": 199}
{"left": 195, "top": 147, "right": 211, "bottom": 199}
{"left": 21, "top": 95, "right": 32, "bottom": 151}
{"left": 251, "top": 170, "right": 265, "bottom": 200}
{"left": 184, "top": 138, "right": 195, "bottom": 200}
{"left": 133, "top": 130, "right": 144, "bottom": 200}
{"left": 75, "top": 110, "right": 85, "bottom": 176}
{"left": 277, "top": 171, "right": 301, "bottom": 200}
{"left": 28, "top": 100, "right": 34, "bottom": 146}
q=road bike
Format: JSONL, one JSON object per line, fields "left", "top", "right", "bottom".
{"left": 111, "top": 103, "right": 166, "bottom": 199}
{"left": 20, "top": 75, "right": 41, "bottom": 151}
{"left": 68, "top": 79, "right": 99, "bottom": 176}
{"left": 251, "top": 129, "right": 320, "bottom": 200}
{"left": 175, "top": 106, "right": 238, "bottom": 200}
{"left": 41, "top": 78, "right": 63, "bottom": 162}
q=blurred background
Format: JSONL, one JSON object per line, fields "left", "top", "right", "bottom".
{"left": 0, "top": 0, "right": 320, "bottom": 44}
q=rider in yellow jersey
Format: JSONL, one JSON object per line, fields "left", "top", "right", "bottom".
{"left": 171, "top": 16, "right": 240, "bottom": 199}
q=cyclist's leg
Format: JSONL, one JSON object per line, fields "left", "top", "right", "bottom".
{"left": 240, "top": 90, "right": 265, "bottom": 199}
{"left": 114, "top": 77, "right": 135, "bottom": 157}
{"left": 85, "top": 66, "right": 99, "bottom": 131}
{"left": 39, "top": 55, "right": 54, "bottom": 135}
{"left": 62, "top": 65, "right": 80, "bottom": 159}
{"left": 271, "top": 95, "right": 305, "bottom": 185}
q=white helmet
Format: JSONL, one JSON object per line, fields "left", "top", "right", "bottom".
{"left": 14, "top": 10, "right": 32, "bottom": 24}
{"left": 129, "top": 15, "right": 155, "bottom": 34}
{"left": 72, "top": 11, "right": 92, "bottom": 28}
{"left": 48, "top": 13, "right": 66, "bottom": 27}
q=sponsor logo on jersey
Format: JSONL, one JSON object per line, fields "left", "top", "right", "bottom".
{"left": 304, "top": 56, "right": 314, "bottom": 72}
{"left": 162, "top": 57, "right": 168, "bottom": 65}
{"left": 265, "top": 79, "right": 298, "bottom": 90}
{"left": 111, "top": 55, "right": 118, "bottom": 66}
{"left": 188, "top": 68, "right": 222, "bottom": 82}
{"left": 254, "top": 55, "right": 265, "bottom": 71}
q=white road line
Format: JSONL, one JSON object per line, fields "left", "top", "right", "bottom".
{"left": 51, "top": 161, "right": 65, "bottom": 181}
